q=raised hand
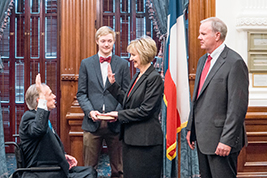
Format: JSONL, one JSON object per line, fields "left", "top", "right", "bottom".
{"left": 107, "top": 63, "right": 115, "bottom": 84}
{"left": 35, "top": 74, "right": 46, "bottom": 99}
{"left": 35, "top": 73, "right": 41, "bottom": 92}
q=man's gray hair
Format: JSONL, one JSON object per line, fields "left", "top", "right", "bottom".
{"left": 201, "top": 17, "right": 227, "bottom": 41}
{"left": 25, "top": 83, "right": 46, "bottom": 110}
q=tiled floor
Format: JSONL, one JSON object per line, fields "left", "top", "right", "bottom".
{"left": 6, "top": 153, "right": 111, "bottom": 178}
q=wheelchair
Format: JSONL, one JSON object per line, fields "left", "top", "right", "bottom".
{"left": 5, "top": 141, "right": 61, "bottom": 178}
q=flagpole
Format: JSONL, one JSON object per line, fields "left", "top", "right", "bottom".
{"left": 178, "top": 132, "right": 181, "bottom": 178}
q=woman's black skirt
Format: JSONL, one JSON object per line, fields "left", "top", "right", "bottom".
{"left": 122, "top": 142, "right": 163, "bottom": 178}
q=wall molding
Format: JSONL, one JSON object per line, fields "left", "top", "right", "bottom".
{"left": 236, "top": 17, "right": 267, "bottom": 30}
{"left": 61, "top": 74, "right": 79, "bottom": 81}
{"left": 236, "top": 0, "right": 267, "bottom": 30}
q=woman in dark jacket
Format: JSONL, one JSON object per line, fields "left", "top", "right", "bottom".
{"left": 101, "top": 36, "right": 164, "bottom": 178}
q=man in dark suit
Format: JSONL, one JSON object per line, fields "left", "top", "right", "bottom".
{"left": 19, "top": 74, "right": 96, "bottom": 178}
{"left": 186, "top": 17, "right": 249, "bottom": 178}
{"left": 77, "top": 26, "right": 130, "bottom": 178}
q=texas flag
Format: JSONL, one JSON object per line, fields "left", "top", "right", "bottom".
{"left": 163, "top": 0, "right": 190, "bottom": 161}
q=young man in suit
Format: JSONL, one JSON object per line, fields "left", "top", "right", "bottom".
{"left": 186, "top": 17, "right": 249, "bottom": 178}
{"left": 19, "top": 74, "right": 96, "bottom": 178}
{"left": 77, "top": 26, "right": 130, "bottom": 178}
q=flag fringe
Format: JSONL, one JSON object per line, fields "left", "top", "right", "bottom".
{"left": 177, "top": 121, "right": 188, "bottom": 133}
{"left": 166, "top": 141, "right": 177, "bottom": 160}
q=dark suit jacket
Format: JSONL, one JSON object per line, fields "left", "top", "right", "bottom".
{"left": 77, "top": 54, "right": 130, "bottom": 133}
{"left": 107, "top": 65, "right": 163, "bottom": 146}
{"left": 19, "top": 109, "right": 97, "bottom": 178}
{"left": 186, "top": 46, "right": 249, "bottom": 155}
{"left": 19, "top": 109, "right": 69, "bottom": 178}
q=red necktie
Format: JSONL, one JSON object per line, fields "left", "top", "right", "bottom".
{"left": 197, "top": 55, "right": 212, "bottom": 97}
{"left": 99, "top": 56, "right": 111, "bottom": 63}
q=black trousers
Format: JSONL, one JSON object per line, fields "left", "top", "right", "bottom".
{"left": 197, "top": 146, "right": 239, "bottom": 178}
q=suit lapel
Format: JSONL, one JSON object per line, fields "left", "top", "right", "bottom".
{"left": 197, "top": 47, "right": 228, "bottom": 98}
{"left": 123, "top": 73, "right": 138, "bottom": 104}
{"left": 126, "top": 65, "right": 154, "bottom": 103}
{"left": 92, "top": 55, "right": 105, "bottom": 89}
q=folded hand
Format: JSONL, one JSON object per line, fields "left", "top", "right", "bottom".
{"left": 65, "top": 154, "right": 78, "bottom": 170}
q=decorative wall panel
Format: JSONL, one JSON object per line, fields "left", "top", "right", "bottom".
{"left": 60, "top": 0, "right": 97, "bottom": 157}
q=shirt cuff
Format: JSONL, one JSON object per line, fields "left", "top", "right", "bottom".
{"left": 38, "top": 99, "right": 48, "bottom": 111}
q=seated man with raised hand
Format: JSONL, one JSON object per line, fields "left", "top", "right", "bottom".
{"left": 18, "top": 74, "right": 96, "bottom": 178}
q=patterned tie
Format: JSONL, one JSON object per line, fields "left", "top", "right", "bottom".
{"left": 99, "top": 56, "right": 111, "bottom": 63}
{"left": 197, "top": 55, "right": 212, "bottom": 97}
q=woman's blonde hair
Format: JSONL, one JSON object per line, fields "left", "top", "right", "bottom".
{"left": 95, "top": 26, "right": 116, "bottom": 41}
{"left": 127, "top": 36, "right": 157, "bottom": 65}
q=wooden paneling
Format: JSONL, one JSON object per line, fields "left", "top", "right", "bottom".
{"left": 188, "top": 0, "right": 215, "bottom": 97}
{"left": 237, "top": 107, "right": 267, "bottom": 178}
{"left": 65, "top": 98, "right": 84, "bottom": 166}
{"left": 60, "top": 0, "right": 97, "bottom": 157}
